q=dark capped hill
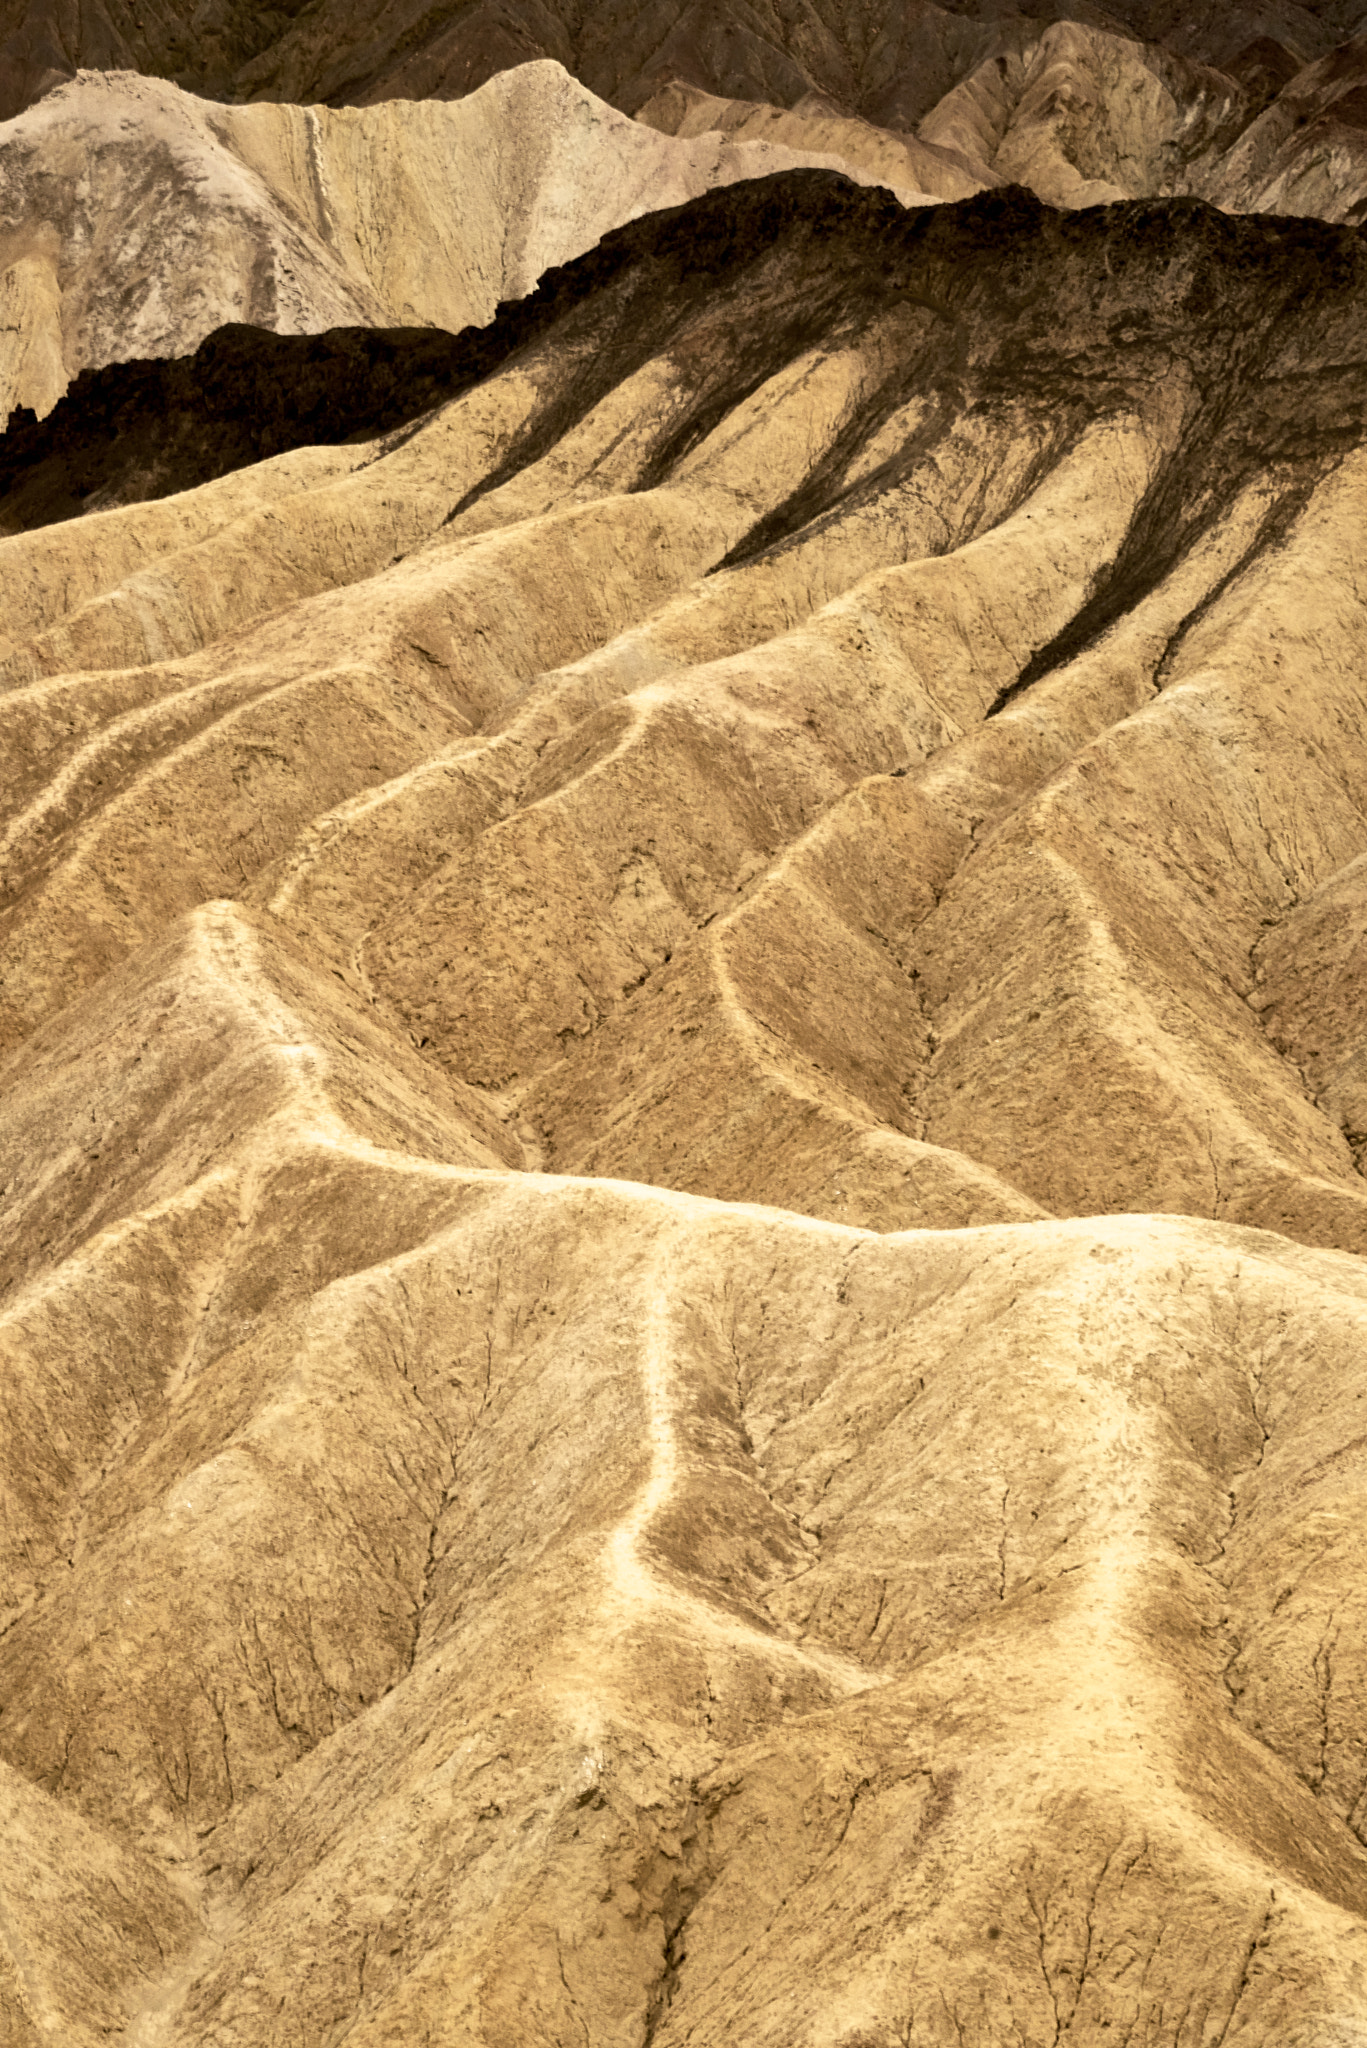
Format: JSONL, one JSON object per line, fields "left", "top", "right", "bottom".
{"left": 4, "top": 173, "right": 1365, "bottom": 599}
{"left": 2, "top": 170, "right": 1367, "bottom": 1249}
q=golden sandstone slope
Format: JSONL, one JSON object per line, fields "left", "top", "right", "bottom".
{"left": 3, "top": 165, "right": 1367, "bottom": 2042}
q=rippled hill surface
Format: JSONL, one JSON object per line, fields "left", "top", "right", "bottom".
{"left": 2, "top": 170, "right": 1367, "bottom": 2042}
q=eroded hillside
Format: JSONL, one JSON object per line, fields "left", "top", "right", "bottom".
{"left": 0, "top": 61, "right": 914, "bottom": 427}
{"left": 6, "top": 0, "right": 1367, "bottom": 120}
{"left": 4, "top": 177, "right": 1367, "bottom": 1243}
{"left": 2, "top": 169, "right": 1367, "bottom": 2041}
{"left": 9, "top": 6, "right": 1367, "bottom": 429}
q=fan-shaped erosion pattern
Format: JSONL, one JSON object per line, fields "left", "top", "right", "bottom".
{"left": 3, "top": 172, "right": 1367, "bottom": 2042}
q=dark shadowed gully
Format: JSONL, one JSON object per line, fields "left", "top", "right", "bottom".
{"left": 4, "top": 175, "right": 1366, "bottom": 583}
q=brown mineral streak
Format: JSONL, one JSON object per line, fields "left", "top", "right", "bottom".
{"left": 3, "top": 11, "right": 1367, "bottom": 2043}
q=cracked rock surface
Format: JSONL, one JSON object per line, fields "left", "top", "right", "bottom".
{"left": 3, "top": 167, "right": 1367, "bottom": 2042}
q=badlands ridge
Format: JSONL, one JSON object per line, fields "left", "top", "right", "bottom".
{"left": 8, "top": 2, "right": 1367, "bottom": 422}
{"left": 2, "top": 13, "right": 1367, "bottom": 2048}
{"left": 0, "top": 60, "right": 924, "bottom": 427}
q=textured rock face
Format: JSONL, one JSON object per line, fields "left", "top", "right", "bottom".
{"left": 1198, "top": 27, "right": 1367, "bottom": 220}
{"left": 9, "top": 10, "right": 1367, "bottom": 428}
{"left": 643, "top": 19, "right": 1367, "bottom": 220}
{"left": 635, "top": 76, "right": 997, "bottom": 200}
{"left": 3, "top": 171, "right": 1367, "bottom": 2040}
{"left": 6, "top": 0, "right": 1367, "bottom": 121}
{"left": 0, "top": 60, "right": 902, "bottom": 426}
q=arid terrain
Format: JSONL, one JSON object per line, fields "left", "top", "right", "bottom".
{"left": 4, "top": 6, "right": 1367, "bottom": 2045}
{"left": 0, "top": 60, "right": 950, "bottom": 427}
{"left": 9, "top": 2, "right": 1367, "bottom": 423}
